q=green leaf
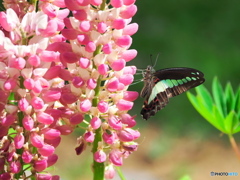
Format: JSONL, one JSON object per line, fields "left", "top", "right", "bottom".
{"left": 212, "top": 77, "right": 226, "bottom": 117}
{"left": 225, "top": 82, "right": 235, "bottom": 113}
{"left": 187, "top": 92, "right": 210, "bottom": 118}
{"left": 195, "top": 85, "right": 214, "bottom": 114}
{"left": 196, "top": 95, "right": 213, "bottom": 119}
{"left": 8, "top": 127, "right": 17, "bottom": 138}
{"left": 231, "top": 112, "right": 240, "bottom": 134}
{"left": 187, "top": 91, "right": 200, "bottom": 110}
{"left": 224, "top": 111, "right": 236, "bottom": 134}
{"left": 23, "top": 164, "right": 31, "bottom": 171}
{"left": 238, "top": 111, "right": 240, "bottom": 122}
{"left": 188, "top": 91, "right": 215, "bottom": 125}
{"left": 234, "top": 87, "right": 240, "bottom": 115}
{"left": 188, "top": 78, "right": 240, "bottom": 135}
{"left": 179, "top": 175, "right": 191, "bottom": 180}
{"left": 212, "top": 105, "right": 227, "bottom": 133}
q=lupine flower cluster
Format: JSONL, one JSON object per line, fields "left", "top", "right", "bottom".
{"left": 0, "top": 0, "right": 139, "bottom": 179}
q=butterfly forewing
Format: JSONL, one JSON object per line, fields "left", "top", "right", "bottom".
{"left": 141, "top": 67, "right": 205, "bottom": 120}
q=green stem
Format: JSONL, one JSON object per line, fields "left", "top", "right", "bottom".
{"left": 116, "top": 167, "right": 127, "bottom": 180}
{"left": 92, "top": 73, "right": 104, "bottom": 180}
{"left": 92, "top": 128, "right": 104, "bottom": 180}
{"left": 100, "top": 0, "right": 107, "bottom": 10}
{"left": 228, "top": 134, "right": 240, "bottom": 161}
{"left": 92, "top": 44, "right": 104, "bottom": 180}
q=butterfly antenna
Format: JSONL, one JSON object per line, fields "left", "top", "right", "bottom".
{"left": 153, "top": 53, "right": 160, "bottom": 68}
{"left": 136, "top": 68, "right": 145, "bottom": 72}
{"left": 134, "top": 72, "right": 144, "bottom": 75}
{"left": 130, "top": 79, "right": 142, "bottom": 86}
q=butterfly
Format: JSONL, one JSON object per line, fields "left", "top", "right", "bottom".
{"left": 140, "top": 66, "right": 205, "bottom": 120}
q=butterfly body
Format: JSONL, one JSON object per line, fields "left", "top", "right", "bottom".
{"left": 140, "top": 66, "right": 205, "bottom": 120}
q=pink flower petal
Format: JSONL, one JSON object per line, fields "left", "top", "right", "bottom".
{"left": 116, "top": 99, "right": 133, "bottom": 111}
{"left": 97, "top": 100, "right": 109, "bottom": 113}
{"left": 108, "top": 116, "right": 122, "bottom": 130}
{"left": 18, "top": 98, "right": 29, "bottom": 112}
{"left": 123, "top": 91, "right": 138, "bottom": 101}
{"left": 34, "top": 159, "right": 48, "bottom": 172}
{"left": 73, "top": 9, "right": 87, "bottom": 21}
{"left": 111, "top": 59, "right": 126, "bottom": 71}
{"left": 30, "top": 132, "right": 44, "bottom": 148}
{"left": 98, "top": 64, "right": 109, "bottom": 75}
{"left": 120, "top": 49, "right": 137, "bottom": 62}
{"left": 14, "top": 133, "right": 24, "bottom": 149}
{"left": 80, "top": 99, "right": 92, "bottom": 112}
{"left": 97, "top": 22, "right": 107, "bottom": 33}
{"left": 23, "top": 115, "right": 34, "bottom": 131}
{"left": 37, "top": 112, "right": 54, "bottom": 125}
{"left": 69, "top": 113, "right": 84, "bottom": 125}
{"left": 94, "top": 150, "right": 106, "bottom": 163}
{"left": 112, "top": 19, "right": 126, "bottom": 30}
{"left": 31, "top": 97, "right": 44, "bottom": 110}
{"left": 120, "top": 4, "right": 137, "bottom": 19}
{"left": 83, "top": 131, "right": 95, "bottom": 142}
{"left": 90, "top": 117, "right": 101, "bottom": 129}
{"left": 79, "top": 57, "right": 90, "bottom": 69}
{"left": 38, "top": 144, "right": 55, "bottom": 156}
{"left": 106, "top": 78, "right": 119, "bottom": 92}
{"left": 109, "top": 149, "right": 123, "bottom": 166}
{"left": 115, "top": 35, "right": 132, "bottom": 48}
{"left": 102, "top": 43, "right": 112, "bottom": 54}
{"left": 110, "top": 0, "right": 123, "bottom": 7}
{"left": 123, "top": 0, "right": 135, "bottom": 5}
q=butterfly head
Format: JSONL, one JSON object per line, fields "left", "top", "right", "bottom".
{"left": 142, "top": 65, "right": 155, "bottom": 80}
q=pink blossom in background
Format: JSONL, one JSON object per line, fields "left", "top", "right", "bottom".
{"left": 0, "top": 0, "right": 139, "bottom": 179}
{"left": 0, "top": 0, "right": 70, "bottom": 178}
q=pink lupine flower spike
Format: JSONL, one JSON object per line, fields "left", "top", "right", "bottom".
{"left": 0, "top": 0, "right": 139, "bottom": 179}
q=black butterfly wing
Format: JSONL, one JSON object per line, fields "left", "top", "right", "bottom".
{"left": 141, "top": 67, "right": 205, "bottom": 120}
{"left": 154, "top": 67, "right": 205, "bottom": 97}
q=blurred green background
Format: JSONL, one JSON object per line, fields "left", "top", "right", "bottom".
{"left": 130, "top": 0, "right": 240, "bottom": 134}
{"left": 124, "top": 0, "right": 240, "bottom": 179}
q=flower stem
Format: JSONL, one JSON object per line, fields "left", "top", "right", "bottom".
{"left": 228, "top": 134, "right": 240, "bottom": 161}
{"left": 116, "top": 167, "right": 127, "bottom": 180}
{"left": 100, "top": 0, "right": 106, "bottom": 10}
{"left": 92, "top": 45, "right": 104, "bottom": 180}
{"left": 92, "top": 128, "right": 104, "bottom": 180}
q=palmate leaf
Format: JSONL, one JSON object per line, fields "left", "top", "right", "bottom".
{"left": 212, "top": 105, "right": 226, "bottom": 133}
{"left": 195, "top": 85, "right": 213, "bottom": 113}
{"left": 224, "top": 111, "right": 235, "bottom": 134}
{"left": 188, "top": 91, "right": 227, "bottom": 133}
{"left": 187, "top": 91, "right": 226, "bottom": 133}
{"left": 234, "top": 88, "right": 240, "bottom": 119}
{"left": 187, "top": 88, "right": 225, "bottom": 132}
{"left": 225, "top": 82, "right": 235, "bottom": 113}
{"left": 188, "top": 78, "right": 240, "bottom": 135}
{"left": 224, "top": 111, "right": 240, "bottom": 134}
{"left": 212, "top": 77, "right": 226, "bottom": 117}
{"left": 233, "top": 118, "right": 240, "bottom": 134}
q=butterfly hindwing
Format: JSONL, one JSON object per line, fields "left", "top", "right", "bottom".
{"left": 141, "top": 67, "right": 205, "bottom": 120}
